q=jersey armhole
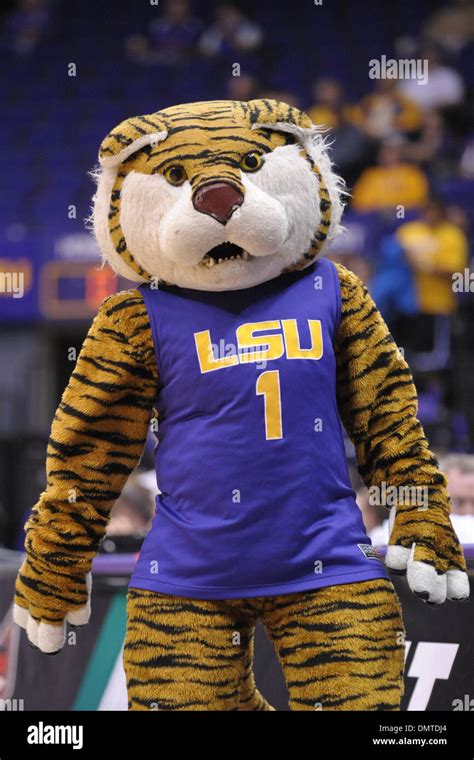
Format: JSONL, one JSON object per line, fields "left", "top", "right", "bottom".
{"left": 327, "top": 259, "right": 342, "bottom": 338}
{"left": 138, "top": 284, "right": 164, "bottom": 388}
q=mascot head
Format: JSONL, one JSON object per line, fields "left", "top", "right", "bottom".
{"left": 92, "top": 99, "right": 345, "bottom": 291}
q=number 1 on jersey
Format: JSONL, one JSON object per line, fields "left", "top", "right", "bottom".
{"left": 256, "top": 370, "right": 283, "bottom": 440}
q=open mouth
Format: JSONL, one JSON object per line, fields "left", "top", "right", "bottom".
{"left": 200, "top": 242, "right": 250, "bottom": 267}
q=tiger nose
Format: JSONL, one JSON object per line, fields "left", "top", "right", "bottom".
{"left": 192, "top": 182, "right": 244, "bottom": 224}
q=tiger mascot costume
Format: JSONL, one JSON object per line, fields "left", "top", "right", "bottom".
{"left": 14, "top": 99, "right": 469, "bottom": 711}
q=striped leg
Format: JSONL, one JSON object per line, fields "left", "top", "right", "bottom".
{"left": 261, "top": 579, "right": 405, "bottom": 711}
{"left": 124, "top": 589, "right": 267, "bottom": 711}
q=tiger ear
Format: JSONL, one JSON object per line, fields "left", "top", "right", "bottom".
{"left": 249, "top": 99, "right": 318, "bottom": 147}
{"left": 99, "top": 113, "right": 168, "bottom": 169}
{"left": 248, "top": 99, "right": 313, "bottom": 131}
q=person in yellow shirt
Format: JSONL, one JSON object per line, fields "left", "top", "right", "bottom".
{"left": 350, "top": 79, "right": 422, "bottom": 139}
{"left": 307, "top": 77, "right": 350, "bottom": 129}
{"left": 352, "top": 140, "right": 428, "bottom": 212}
{"left": 397, "top": 197, "right": 468, "bottom": 316}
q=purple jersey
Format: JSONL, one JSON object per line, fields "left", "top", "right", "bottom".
{"left": 129, "top": 259, "right": 388, "bottom": 599}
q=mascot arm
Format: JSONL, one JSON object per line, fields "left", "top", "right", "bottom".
{"left": 334, "top": 263, "right": 469, "bottom": 605}
{"left": 14, "top": 289, "right": 158, "bottom": 652}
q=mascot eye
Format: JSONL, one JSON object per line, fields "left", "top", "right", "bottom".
{"left": 164, "top": 165, "right": 187, "bottom": 186}
{"left": 240, "top": 152, "right": 264, "bottom": 172}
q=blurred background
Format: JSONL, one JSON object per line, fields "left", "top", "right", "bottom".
{"left": 1, "top": 0, "right": 474, "bottom": 550}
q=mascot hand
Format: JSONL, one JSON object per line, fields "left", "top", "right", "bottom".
{"left": 13, "top": 556, "right": 92, "bottom": 653}
{"left": 385, "top": 504, "right": 469, "bottom": 605}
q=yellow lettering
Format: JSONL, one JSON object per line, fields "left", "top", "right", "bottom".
{"left": 194, "top": 330, "right": 239, "bottom": 373}
{"left": 236, "top": 321, "right": 284, "bottom": 364}
{"left": 256, "top": 370, "right": 283, "bottom": 440}
{"left": 282, "top": 319, "right": 323, "bottom": 359}
{"left": 195, "top": 319, "right": 324, "bottom": 373}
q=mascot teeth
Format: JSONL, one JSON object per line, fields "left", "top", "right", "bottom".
{"left": 200, "top": 250, "right": 250, "bottom": 267}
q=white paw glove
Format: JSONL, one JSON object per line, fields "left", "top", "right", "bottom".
{"left": 385, "top": 504, "right": 469, "bottom": 605}
{"left": 14, "top": 556, "right": 92, "bottom": 654}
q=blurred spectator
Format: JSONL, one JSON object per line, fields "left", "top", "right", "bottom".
{"left": 459, "top": 133, "right": 474, "bottom": 178}
{"left": 327, "top": 224, "right": 372, "bottom": 283}
{"left": 440, "top": 454, "right": 474, "bottom": 515}
{"left": 424, "top": 0, "right": 474, "bottom": 55}
{"left": 226, "top": 72, "right": 259, "bottom": 100}
{"left": 404, "top": 109, "right": 461, "bottom": 179}
{"left": 327, "top": 110, "right": 373, "bottom": 188}
{"left": 307, "top": 78, "right": 372, "bottom": 186}
{"left": 125, "top": 33, "right": 149, "bottom": 65}
{"left": 103, "top": 475, "right": 155, "bottom": 552}
{"left": 351, "top": 78, "right": 422, "bottom": 139}
{"left": 397, "top": 196, "right": 468, "bottom": 318}
{"left": 356, "top": 488, "right": 387, "bottom": 546}
{"left": 307, "top": 78, "right": 348, "bottom": 129}
{"left": 199, "top": 2, "right": 262, "bottom": 59}
{"left": 370, "top": 234, "right": 419, "bottom": 325}
{"left": 446, "top": 203, "right": 471, "bottom": 234}
{"left": 352, "top": 139, "right": 429, "bottom": 212}
{"left": 456, "top": 264, "right": 474, "bottom": 451}
{"left": 2, "top": 0, "right": 52, "bottom": 55}
{"left": 126, "top": 0, "right": 202, "bottom": 67}
{"left": 106, "top": 483, "right": 154, "bottom": 537}
{"left": 258, "top": 89, "right": 301, "bottom": 108}
{"left": 438, "top": 454, "right": 474, "bottom": 542}
{"left": 0, "top": 498, "right": 7, "bottom": 548}
{"left": 399, "top": 46, "right": 465, "bottom": 111}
